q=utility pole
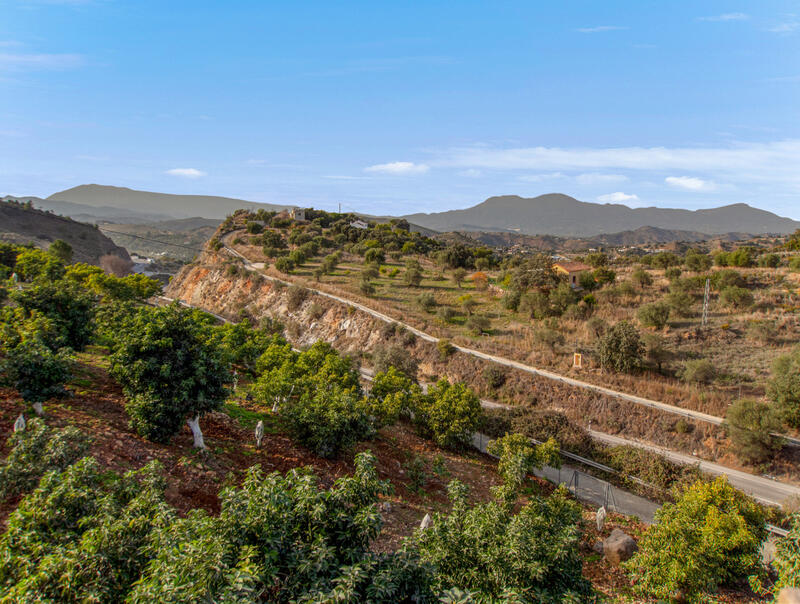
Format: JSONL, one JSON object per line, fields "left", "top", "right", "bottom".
{"left": 702, "top": 277, "right": 710, "bottom": 327}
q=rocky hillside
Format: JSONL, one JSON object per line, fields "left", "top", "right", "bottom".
{"left": 0, "top": 200, "right": 130, "bottom": 265}
{"left": 165, "top": 246, "right": 723, "bottom": 463}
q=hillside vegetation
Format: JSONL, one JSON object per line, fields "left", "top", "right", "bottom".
{"left": 3, "top": 236, "right": 797, "bottom": 601}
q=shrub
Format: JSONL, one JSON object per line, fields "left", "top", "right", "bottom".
{"left": 720, "top": 285, "right": 754, "bottom": 310}
{"left": 246, "top": 220, "right": 263, "bottom": 234}
{"left": 666, "top": 290, "right": 695, "bottom": 318}
{"left": 598, "top": 321, "right": 643, "bottom": 374}
{"left": 642, "top": 332, "right": 672, "bottom": 373}
{"left": 711, "top": 268, "right": 746, "bottom": 290}
{"left": 414, "top": 379, "right": 482, "bottom": 450}
{"left": 769, "top": 346, "right": 800, "bottom": 429}
{"left": 436, "top": 306, "right": 455, "bottom": 323}
{"left": 625, "top": 476, "right": 767, "bottom": 601}
{"left": 48, "top": 239, "right": 73, "bottom": 263}
{"left": 586, "top": 316, "right": 607, "bottom": 339}
{"left": 451, "top": 267, "right": 467, "bottom": 288}
{"left": 725, "top": 399, "right": 782, "bottom": 464}
{"left": 283, "top": 386, "right": 374, "bottom": 458}
{"left": 416, "top": 292, "right": 437, "bottom": 312}
{"left": 466, "top": 314, "right": 490, "bottom": 336}
{"left": 637, "top": 301, "right": 671, "bottom": 330}
{"left": 483, "top": 365, "right": 506, "bottom": 390}
{"left": 359, "top": 275, "right": 375, "bottom": 296}
{"left": 372, "top": 343, "right": 418, "bottom": 381}
{"left": 404, "top": 267, "right": 423, "bottom": 287}
{"left": 437, "top": 338, "right": 455, "bottom": 359}
{"left": 665, "top": 267, "right": 682, "bottom": 281}
{"left": 631, "top": 267, "right": 653, "bottom": 288}
{"left": 790, "top": 256, "right": 800, "bottom": 272}
{"left": 501, "top": 288, "right": 521, "bottom": 311}
{"left": 758, "top": 253, "right": 780, "bottom": 268}
{"left": 685, "top": 251, "right": 713, "bottom": 272}
{"left": 0, "top": 419, "right": 90, "bottom": 499}
{"left": 286, "top": 284, "right": 308, "bottom": 311}
{"left": 584, "top": 252, "right": 608, "bottom": 268}
{"left": 593, "top": 266, "right": 616, "bottom": 285}
{"left": 274, "top": 256, "right": 294, "bottom": 273}
{"left": 364, "top": 247, "right": 385, "bottom": 264}
{"left": 681, "top": 358, "right": 716, "bottom": 384}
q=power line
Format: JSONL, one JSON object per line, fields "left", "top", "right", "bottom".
{"left": 97, "top": 226, "right": 206, "bottom": 252}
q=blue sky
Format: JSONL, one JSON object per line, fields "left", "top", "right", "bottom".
{"left": 1, "top": 0, "right": 799, "bottom": 218}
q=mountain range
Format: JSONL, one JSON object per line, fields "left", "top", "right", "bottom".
{"left": 8, "top": 185, "right": 799, "bottom": 239}
{"left": 403, "top": 194, "right": 800, "bottom": 237}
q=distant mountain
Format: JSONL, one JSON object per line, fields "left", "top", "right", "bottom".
{"left": 404, "top": 194, "right": 800, "bottom": 237}
{"left": 0, "top": 199, "right": 130, "bottom": 265}
{"left": 44, "top": 184, "right": 293, "bottom": 222}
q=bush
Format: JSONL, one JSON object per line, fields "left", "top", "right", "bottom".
{"left": 436, "top": 306, "right": 455, "bottom": 323}
{"left": 483, "top": 366, "right": 507, "bottom": 391}
{"left": 758, "top": 253, "right": 780, "bottom": 268}
{"left": 720, "top": 286, "right": 754, "bottom": 310}
{"left": 790, "top": 256, "right": 800, "bottom": 272}
{"left": 769, "top": 347, "right": 800, "bottom": 430}
{"left": 631, "top": 267, "right": 653, "bottom": 288}
{"left": 593, "top": 266, "right": 616, "bottom": 285}
{"left": 413, "top": 379, "right": 482, "bottom": 450}
{"left": 466, "top": 314, "right": 490, "bottom": 336}
{"left": 680, "top": 358, "right": 716, "bottom": 384}
{"left": 0, "top": 419, "right": 90, "bottom": 499}
{"left": 372, "top": 343, "right": 418, "bottom": 381}
{"left": 598, "top": 321, "right": 643, "bottom": 374}
{"left": 274, "top": 256, "right": 294, "bottom": 273}
{"left": 416, "top": 292, "right": 437, "bottom": 312}
{"left": 665, "top": 267, "right": 682, "bottom": 281}
{"left": 404, "top": 267, "right": 423, "bottom": 287}
{"left": 685, "top": 251, "right": 713, "bottom": 272}
{"left": 625, "top": 476, "right": 767, "bottom": 601}
{"left": 725, "top": 399, "right": 782, "bottom": 464}
{"left": 711, "top": 268, "right": 746, "bottom": 290}
{"left": 283, "top": 387, "right": 374, "bottom": 458}
{"left": 286, "top": 284, "right": 308, "bottom": 311}
{"left": 1, "top": 339, "right": 72, "bottom": 411}
{"left": 666, "top": 290, "right": 695, "bottom": 318}
{"left": 637, "top": 301, "right": 671, "bottom": 329}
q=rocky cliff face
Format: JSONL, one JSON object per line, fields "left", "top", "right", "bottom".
{"left": 166, "top": 248, "right": 723, "bottom": 458}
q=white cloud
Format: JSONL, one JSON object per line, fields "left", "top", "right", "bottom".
{"left": 432, "top": 140, "right": 800, "bottom": 191}
{"left": 576, "top": 172, "right": 628, "bottom": 185}
{"left": 575, "top": 25, "right": 627, "bottom": 33}
{"left": 698, "top": 13, "right": 749, "bottom": 22}
{"left": 364, "top": 161, "right": 429, "bottom": 175}
{"left": 665, "top": 176, "right": 717, "bottom": 191}
{"left": 0, "top": 52, "right": 83, "bottom": 71}
{"left": 165, "top": 168, "right": 206, "bottom": 178}
{"left": 597, "top": 192, "right": 640, "bottom": 203}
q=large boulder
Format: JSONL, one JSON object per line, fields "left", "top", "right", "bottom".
{"left": 778, "top": 588, "right": 800, "bottom": 604}
{"left": 603, "top": 528, "right": 637, "bottom": 565}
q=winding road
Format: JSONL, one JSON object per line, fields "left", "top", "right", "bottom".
{"left": 168, "top": 245, "right": 800, "bottom": 506}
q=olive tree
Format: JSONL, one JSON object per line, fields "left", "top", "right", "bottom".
{"left": 109, "top": 304, "right": 232, "bottom": 448}
{"left": 597, "top": 321, "right": 643, "bottom": 374}
{"left": 725, "top": 399, "right": 782, "bottom": 464}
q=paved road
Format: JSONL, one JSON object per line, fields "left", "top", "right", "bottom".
{"left": 221, "top": 247, "right": 733, "bottom": 423}
{"left": 588, "top": 429, "right": 800, "bottom": 507}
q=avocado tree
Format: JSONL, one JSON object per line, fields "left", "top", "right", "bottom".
{"left": 109, "top": 304, "right": 232, "bottom": 448}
